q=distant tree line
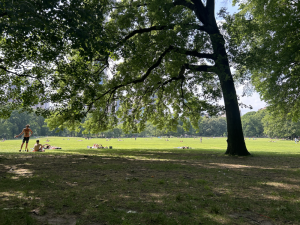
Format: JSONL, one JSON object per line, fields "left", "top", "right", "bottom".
{"left": 0, "top": 111, "right": 78, "bottom": 139}
{"left": 1, "top": 111, "right": 228, "bottom": 139}
{"left": 241, "top": 109, "right": 300, "bottom": 139}
{"left": 101, "top": 117, "right": 227, "bottom": 138}
{"left": 1, "top": 109, "right": 299, "bottom": 139}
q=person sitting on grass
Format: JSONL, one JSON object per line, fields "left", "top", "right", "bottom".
{"left": 93, "top": 143, "right": 98, "bottom": 149}
{"left": 33, "top": 140, "right": 44, "bottom": 152}
{"left": 93, "top": 144, "right": 104, "bottom": 149}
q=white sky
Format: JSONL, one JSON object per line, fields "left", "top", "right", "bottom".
{"left": 235, "top": 86, "right": 266, "bottom": 115}
{"left": 215, "top": 0, "right": 267, "bottom": 116}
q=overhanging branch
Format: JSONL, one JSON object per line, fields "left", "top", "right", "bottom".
{"left": 124, "top": 23, "right": 208, "bottom": 41}
{"left": 157, "top": 65, "right": 186, "bottom": 89}
{"left": 110, "top": 3, "right": 147, "bottom": 9}
{"left": 0, "top": 11, "right": 8, "bottom": 18}
{"left": 86, "top": 46, "right": 174, "bottom": 113}
{"left": 124, "top": 25, "right": 171, "bottom": 41}
{"left": 185, "top": 64, "right": 215, "bottom": 72}
{"left": 0, "top": 65, "right": 45, "bottom": 87}
{"left": 173, "top": 0, "right": 195, "bottom": 11}
{"left": 172, "top": 46, "right": 215, "bottom": 59}
{"left": 132, "top": 46, "right": 174, "bottom": 84}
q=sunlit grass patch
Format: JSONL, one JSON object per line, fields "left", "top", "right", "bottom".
{"left": 0, "top": 136, "right": 299, "bottom": 155}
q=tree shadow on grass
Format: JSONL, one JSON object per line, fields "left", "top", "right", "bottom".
{"left": 0, "top": 149, "right": 299, "bottom": 224}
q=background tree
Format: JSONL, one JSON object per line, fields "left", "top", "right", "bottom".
{"left": 241, "top": 109, "right": 266, "bottom": 137}
{"left": 226, "top": 0, "right": 300, "bottom": 121}
{"left": 0, "top": 0, "right": 250, "bottom": 155}
{"left": 0, "top": 110, "right": 83, "bottom": 138}
{"left": 241, "top": 112, "right": 257, "bottom": 137}
{"left": 199, "top": 117, "right": 227, "bottom": 137}
{"left": 0, "top": 119, "right": 14, "bottom": 139}
{"left": 3, "top": 108, "right": 299, "bottom": 139}
{"left": 262, "top": 112, "right": 300, "bottom": 139}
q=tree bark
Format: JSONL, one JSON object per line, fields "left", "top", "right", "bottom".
{"left": 210, "top": 33, "right": 250, "bottom": 156}
{"left": 189, "top": 0, "right": 250, "bottom": 156}
{"left": 223, "top": 80, "right": 250, "bottom": 156}
{"left": 221, "top": 66, "right": 250, "bottom": 156}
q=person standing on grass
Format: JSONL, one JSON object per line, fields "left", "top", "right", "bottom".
{"left": 295, "top": 137, "right": 298, "bottom": 144}
{"left": 15, "top": 124, "right": 33, "bottom": 152}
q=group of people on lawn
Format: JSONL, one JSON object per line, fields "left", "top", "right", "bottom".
{"left": 15, "top": 124, "right": 60, "bottom": 152}
{"left": 15, "top": 124, "right": 106, "bottom": 152}
{"left": 90, "top": 144, "right": 108, "bottom": 149}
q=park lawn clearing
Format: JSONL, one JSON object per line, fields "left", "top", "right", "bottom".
{"left": 0, "top": 138, "right": 300, "bottom": 224}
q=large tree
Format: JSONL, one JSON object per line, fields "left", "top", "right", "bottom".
{"left": 0, "top": 0, "right": 250, "bottom": 155}
{"left": 226, "top": 0, "right": 300, "bottom": 121}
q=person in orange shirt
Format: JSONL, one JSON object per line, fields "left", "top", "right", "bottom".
{"left": 15, "top": 124, "right": 33, "bottom": 152}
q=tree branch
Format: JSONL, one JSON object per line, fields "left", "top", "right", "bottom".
{"left": 173, "top": 0, "right": 195, "bottom": 10}
{"left": 124, "top": 23, "right": 208, "bottom": 41}
{"left": 157, "top": 65, "right": 186, "bottom": 89}
{"left": 172, "top": 46, "right": 215, "bottom": 59}
{"left": 0, "top": 11, "right": 8, "bottom": 18}
{"left": 185, "top": 64, "right": 215, "bottom": 72}
{"left": 110, "top": 3, "right": 147, "bottom": 9}
{"left": 86, "top": 46, "right": 174, "bottom": 113}
{"left": 190, "top": 0, "right": 207, "bottom": 24}
{"left": 0, "top": 65, "right": 44, "bottom": 85}
{"left": 124, "top": 25, "right": 170, "bottom": 40}
{"left": 173, "top": 0, "right": 215, "bottom": 30}
{"left": 133, "top": 46, "right": 174, "bottom": 84}
{"left": 159, "top": 64, "right": 191, "bottom": 112}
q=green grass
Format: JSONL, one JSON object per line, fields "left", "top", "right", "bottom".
{"left": 1, "top": 136, "right": 300, "bottom": 154}
{"left": 0, "top": 137, "right": 300, "bottom": 224}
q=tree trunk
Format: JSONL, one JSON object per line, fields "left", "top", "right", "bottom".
{"left": 221, "top": 71, "right": 250, "bottom": 156}
{"left": 191, "top": 0, "right": 250, "bottom": 155}
{"left": 211, "top": 33, "right": 250, "bottom": 156}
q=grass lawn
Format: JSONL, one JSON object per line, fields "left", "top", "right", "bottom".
{"left": 0, "top": 137, "right": 300, "bottom": 224}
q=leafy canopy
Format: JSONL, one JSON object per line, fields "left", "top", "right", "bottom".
{"left": 1, "top": 0, "right": 231, "bottom": 134}
{"left": 225, "top": 0, "right": 300, "bottom": 121}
